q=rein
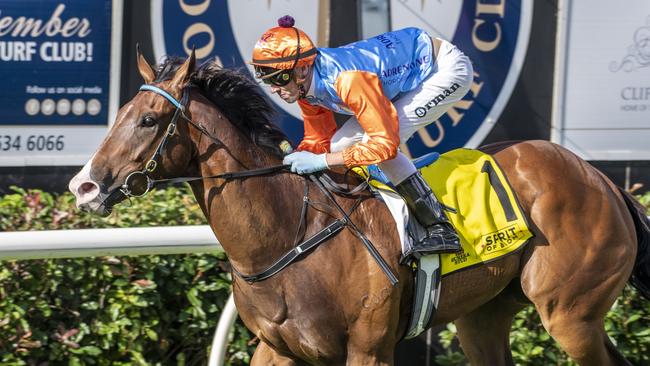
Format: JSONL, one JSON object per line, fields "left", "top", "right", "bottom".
{"left": 104, "top": 83, "right": 398, "bottom": 286}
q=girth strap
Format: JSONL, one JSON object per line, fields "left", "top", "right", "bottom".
{"left": 233, "top": 219, "right": 346, "bottom": 283}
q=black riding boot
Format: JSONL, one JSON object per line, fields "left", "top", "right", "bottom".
{"left": 395, "top": 172, "right": 461, "bottom": 256}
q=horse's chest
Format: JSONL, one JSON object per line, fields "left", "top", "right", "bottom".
{"left": 257, "top": 317, "right": 342, "bottom": 362}
{"left": 236, "top": 291, "right": 295, "bottom": 343}
{"left": 237, "top": 289, "right": 344, "bottom": 361}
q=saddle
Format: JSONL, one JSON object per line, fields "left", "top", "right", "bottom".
{"left": 362, "top": 148, "right": 534, "bottom": 338}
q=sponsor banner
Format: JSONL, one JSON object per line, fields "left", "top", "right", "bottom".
{"left": 0, "top": 0, "right": 121, "bottom": 166}
{"left": 0, "top": 1, "right": 111, "bottom": 125}
{"left": 390, "top": 0, "right": 532, "bottom": 156}
{"left": 555, "top": 0, "right": 650, "bottom": 160}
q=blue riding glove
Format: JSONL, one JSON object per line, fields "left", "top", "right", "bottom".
{"left": 283, "top": 151, "right": 329, "bottom": 174}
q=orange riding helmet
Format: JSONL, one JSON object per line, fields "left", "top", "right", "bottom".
{"left": 251, "top": 15, "right": 317, "bottom": 72}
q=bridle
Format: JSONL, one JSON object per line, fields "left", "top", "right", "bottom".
{"left": 101, "top": 84, "right": 289, "bottom": 208}
{"left": 100, "top": 82, "right": 399, "bottom": 286}
{"left": 99, "top": 84, "right": 188, "bottom": 207}
{"left": 119, "top": 85, "right": 187, "bottom": 198}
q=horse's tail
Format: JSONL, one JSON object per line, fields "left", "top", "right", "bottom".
{"left": 618, "top": 188, "right": 650, "bottom": 300}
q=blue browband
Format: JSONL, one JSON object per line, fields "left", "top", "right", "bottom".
{"left": 139, "top": 84, "right": 183, "bottom": 109}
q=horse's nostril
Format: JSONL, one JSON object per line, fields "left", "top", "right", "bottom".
{"left": 79, "top": 181, "right": 98, "bottom": 196}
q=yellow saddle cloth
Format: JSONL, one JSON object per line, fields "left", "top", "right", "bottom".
{"left": 361, "top": 148, "right": 534, "bottom": 276}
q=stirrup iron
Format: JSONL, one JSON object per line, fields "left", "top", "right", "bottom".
{"left": 405, "top": 254, "right": 442, "bottom": 339}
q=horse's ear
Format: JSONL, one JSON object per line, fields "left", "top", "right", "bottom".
{"left": 170, "top": 48, "right": 196, "bottom": 89}
{"left": 136, "top": 44, "right": 155, "bottom": 84}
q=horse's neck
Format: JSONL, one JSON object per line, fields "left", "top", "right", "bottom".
{"left": 188, "top": 98, "right": 304, "bottom": 275}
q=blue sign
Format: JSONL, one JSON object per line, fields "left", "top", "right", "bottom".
{"left": 0, "top": 1, "right": 112, "bottom": 125}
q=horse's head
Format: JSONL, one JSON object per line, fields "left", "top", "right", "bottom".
{"left": 68, "top": 48, "right": 197, "bottom": 216}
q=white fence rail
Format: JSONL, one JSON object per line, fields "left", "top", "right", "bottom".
{"left": 0, "top": 226, "right": 237, "bottom": 366}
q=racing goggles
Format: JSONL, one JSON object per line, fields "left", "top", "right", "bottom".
{"left": 254, "top": 66, "right": 294, "bottom": 87}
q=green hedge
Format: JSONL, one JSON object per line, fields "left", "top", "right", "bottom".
{"left": 1, "top": 187, "right": 649, "bottom": 365}
{"left": 0, "top": 186, "right": 254, "bottom": 365}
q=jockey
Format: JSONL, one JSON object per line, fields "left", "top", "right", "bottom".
{"left": 250, "top": 15, "right": 473, "bottom": 258}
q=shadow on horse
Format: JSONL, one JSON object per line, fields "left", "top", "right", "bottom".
{"left": 68, "top": 52, "right": 650, "bottom": 365}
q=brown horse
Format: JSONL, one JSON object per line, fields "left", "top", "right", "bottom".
{"left": 69, "top": 52, "right": 650, "bottom": 365}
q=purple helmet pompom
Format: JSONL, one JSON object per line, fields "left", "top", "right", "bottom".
{"left": 278, "top": 15, "right": 295, "bottom": 28}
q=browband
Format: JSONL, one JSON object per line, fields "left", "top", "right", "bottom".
{"left": 139, "top": 84, "right": 183, "bottom": 109}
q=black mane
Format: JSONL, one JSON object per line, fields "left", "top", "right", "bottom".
{"left": 154, "top": 57, "right": 288, "bottom": 158}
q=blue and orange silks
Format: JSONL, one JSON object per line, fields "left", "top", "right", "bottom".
{"left": 297, "top": 27, "right": 435, "bottom": 167}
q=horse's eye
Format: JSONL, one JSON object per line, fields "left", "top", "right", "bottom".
{"left": 141, "top": 116, "right": 157, "bottom": 127}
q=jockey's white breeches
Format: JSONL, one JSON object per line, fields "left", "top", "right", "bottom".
{"left": 330, "top": 39, "right": 473, "bottom": 184}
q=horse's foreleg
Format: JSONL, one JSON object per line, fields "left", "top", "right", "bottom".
{"left": 251, "top": 341, "right": 302, "bottom": 366}
{"left": 455, "top": 281, "right": 528, "bottom": 366}
{"left": 345, "top": 351, "right": 394, "bottom": 366}
{"left": 344, "top": 308, "right": 399, "bottom": 365}
{"left": 345, "top": 323, "right": 397, "bottom": 366}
